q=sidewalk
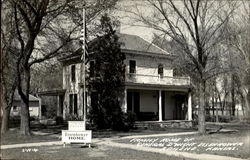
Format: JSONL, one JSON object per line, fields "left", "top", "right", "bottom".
{"left": 1, "top": 141, "right": 62, "bottom": 149}
{"left": 1, "top": 139, "right": 103, "bottom": 150}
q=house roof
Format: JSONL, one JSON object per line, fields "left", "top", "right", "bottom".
{"left": 13, "top": 91, "right": 40, "bottom": 102}
{"left": 119, "top": 33, "right": 169, "bottom": 55}
{"left": 58, "top": 33, "right": 170, "bottom": 62}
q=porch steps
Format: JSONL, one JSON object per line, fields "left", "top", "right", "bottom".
{"left": 135, "top": 120, "right": 193, "bottom": 129}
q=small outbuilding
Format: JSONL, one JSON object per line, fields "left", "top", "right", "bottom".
{"left": 11, "top": 91, "right": 41, "bottom": 118}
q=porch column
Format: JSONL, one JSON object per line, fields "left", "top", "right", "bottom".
{"left": 57, "top": 95, "right": 60, "bottom": 116}
{"left": 124, "top": 88, "right": 127, "bottom": 113}
{"left": 158, "top": 90, "right": 163, "bottom": 122}
{"left": 38, "top": 97, "right": 42, "bottom": 120}
{"left": 188, "top": 91, "right": 192, "bottom": 120}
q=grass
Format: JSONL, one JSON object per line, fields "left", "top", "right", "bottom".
{"left": 1, "top": 144, "right": 195, "bottom": 160}
{"left": 2, "top": 121, "right": 249, "bottom": 159}
{"left": 115, "top": 127, "right": 250, "bottom": 159}
{"left": 1, "top": 123, "right": 195, "bottom": 145}
{"left": 1, "top": 129, "right": 59, "bottom": 145}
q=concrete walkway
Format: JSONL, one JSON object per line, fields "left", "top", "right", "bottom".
{"left": 1, "top": 141, "right": 62, "bottom": 149}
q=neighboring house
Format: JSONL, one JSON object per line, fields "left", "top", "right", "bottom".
{"left": 57, "top": 33, "right": 193, "bottom": 124}
{"left": 11, "top": 91, "right": 41, "bottom": 117}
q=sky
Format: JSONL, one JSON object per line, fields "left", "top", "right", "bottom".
{"left": 112, "top": 0, "right": 156, "bottom": 41}
{"left": 110, "top": 0, "right": 249, "bottom": 42}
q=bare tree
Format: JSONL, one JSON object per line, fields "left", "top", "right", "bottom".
{"left": 30, "top": 62, "right": 63, "bottom": 94}
{"left": 215, "top": 76, "right": 230, "bottom": 116}
{"left": 1, "top": 0, "right": 119, "bottom": 135}
{"left": 1, "top": 1, "right": 19, "bottom": 133}
{"left": 122, "top": 0, "right": 238, "bottom": 134}
{"left": 223, "top": 1, "right": 250, "bottom": 119}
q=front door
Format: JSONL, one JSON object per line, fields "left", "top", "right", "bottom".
{"left": 134, "top": 92, "right": 140, "bottom": 115}
{"left": 175, "top": 95, "right": 186, "bottom": 120}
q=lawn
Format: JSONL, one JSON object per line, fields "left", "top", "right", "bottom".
{"left": 2, "top": 122, "right": 249, "bottom": 159}
{"left": 1, "top": 125, "right": 195, "bottom": 145}
{"left": 1, "top": 129, "right": 59, "bottom": 145}
{"left": 1, "top": 144, "right": 195, "bottom": 160}
{"left": 115, "top": 127, "right": 250, "bottom": 159}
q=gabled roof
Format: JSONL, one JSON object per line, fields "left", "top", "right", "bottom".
{"left": 13, "top": 91, "right": 39, "bottom": 102}
{"left": 119, "top": 33, "right": 169, "bottom": 55}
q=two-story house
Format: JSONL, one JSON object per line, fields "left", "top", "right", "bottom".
{"left": 58, "top": 33, "right": 193, "bottom": 127}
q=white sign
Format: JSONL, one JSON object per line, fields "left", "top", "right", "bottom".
{"left": 68, "top": 121, "right": 85, "bottom": 131}
{"left": 62, "top": 130, "right": 92, "bottom": 143}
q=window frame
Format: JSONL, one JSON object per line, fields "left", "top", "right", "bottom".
{"left": 89, "top": 60, "right": 95, "bottom": 77}
{"left": 71, "top": 65, "right": 76, "bottom": 82}
{"left": 129, "top": 60, "right": 136, "bottom": 74}
{"left": 158, "top": 64, "right": 164, "bottom": 77}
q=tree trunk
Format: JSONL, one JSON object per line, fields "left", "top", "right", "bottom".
{"left": 198, "top": 80, "right": 206, "bottom": 134}
{"left": 231, "top": 84, "right": 235, "bottom": 116}
{"left": 212, "top": 94, "right": 215, "bottom": 116}
{"left": 1, "top": 77, "right": 16, "bottom": 134}
{"left": 221, "top": 102, "right": 224, "bottom": 116}
{"left": 1, "top": 100, "right": 11, "bottom": 134}
{"left": 240, "top": 86, "right": 250, "bottom": 120}
{"left": 216, "top": 98, "right": 219, "bottom": 123}
{"left": 20, "top": 100, "right": 31, "bottom": 135}
{"left": 19, "top": 69, "right": 31, "bottom": 135}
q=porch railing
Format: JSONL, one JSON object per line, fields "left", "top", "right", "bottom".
{"left": 125, "top": 73, "right": 190, "bottom": 86}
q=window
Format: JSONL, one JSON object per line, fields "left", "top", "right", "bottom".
{"left": 74, "top": 94, "right": 78, "bottom": 115}
{"left": 69, "top": 94, "right": 77, "bottom": 115}
{"left": 89, "top": 61, "right": 95, "bottom": 77}
{"left": 158, "top": 64, "right": 164, "bottom": 77}
{"left": 13, "top": 106, "right": 17, "bottom": 111}
{"left": 129, "top": 60, "right": 136, "bottom": 73}
{"left": 69, "top": 94, "right": 73, "bottom": 114}
{"left": 71, "top": 65, "right": 76, "bottom": 82}
{"left": 173, "top": 68, "right": 182, "bottom": 77}
{"left": 91, "top": 92, "right": 98, "bottom": 110}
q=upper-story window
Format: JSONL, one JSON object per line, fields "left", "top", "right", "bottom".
{"left": 173, "top": 68, "right": 182, "bottom": 77}
{"left": 129, "top": 60, "right": 136, "bottom": 74}
{"left": 71, "top": 65, "right": 76, "bottom": 82}
{"left": 89, "top": 60, "right": 95, "bottom": 77}
{"left": 158, "top": 64, "right": 164, "bottom": 77}
{"left": 13, "top": 106, "right": 17, "bottom": 111}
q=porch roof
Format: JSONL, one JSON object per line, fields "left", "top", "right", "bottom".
{"left": 37, "top": 89, "right": 66, "bottom": 96}
{"left": 125, "top": 82, "right": 192, "bottom": 92}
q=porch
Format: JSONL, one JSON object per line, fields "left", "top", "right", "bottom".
{"left": 37, "top": 90, "right": 65, "bottom": 119}
{"left": 122, "top": 88, "right": 192, "bottom": 123}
